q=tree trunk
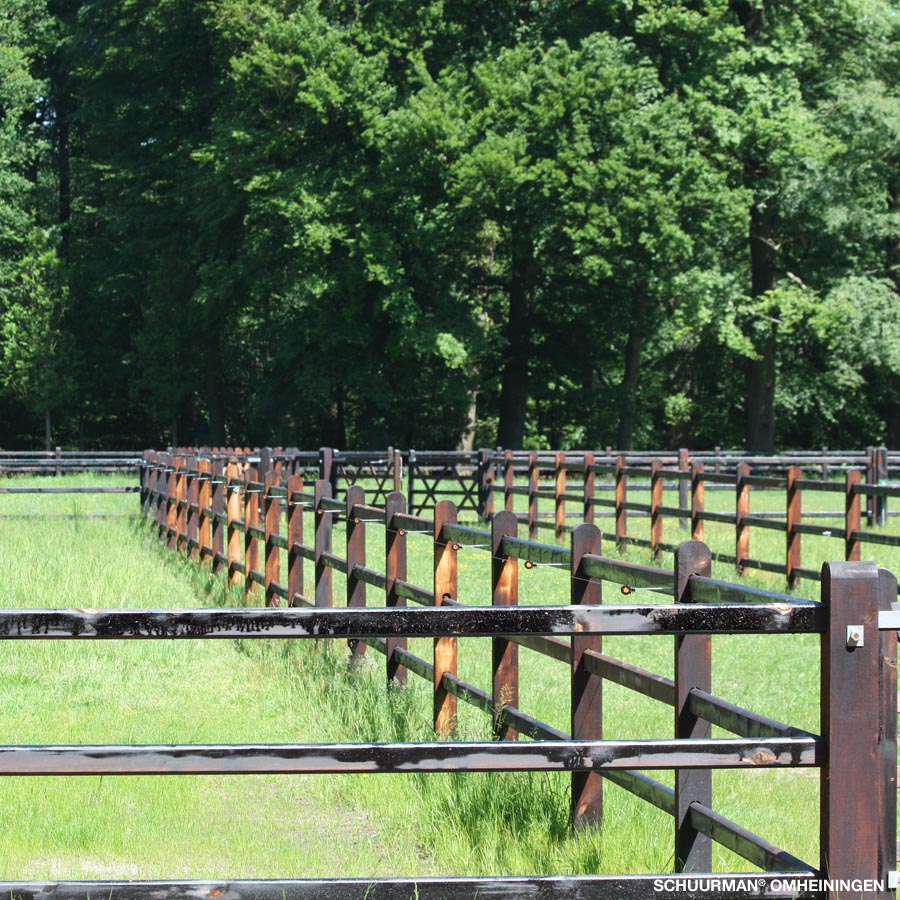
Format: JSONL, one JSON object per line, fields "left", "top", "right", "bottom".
{"left": 617, "top": 295, "right": 646, "bottom": 450}
{"left": 497, "top": 241, "right": 534, "bottom": 449}
{"left": 45, "top": 410, "right": 52, "bottom": 452}
{"left": 744, "top": 200, "right": 778, "bottom": 453}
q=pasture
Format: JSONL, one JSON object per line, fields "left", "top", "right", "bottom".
{"left": 1, "top": 466, "right": 895, "bottom": 886}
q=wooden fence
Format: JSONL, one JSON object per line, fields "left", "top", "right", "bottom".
{"left": 61, "top": 449, "right": 894, "bottom": 899}
{"left": 0, "top": 449, "right": 142, "bottom": 475}
{"left": 144, "top": 445, "right": 900, "bottom": 590}
{"left": 479, "top": 450, "right": 899, "bottom": 592}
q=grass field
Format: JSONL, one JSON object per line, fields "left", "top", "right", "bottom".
{"left": 1, "top": 470, "right": 896, "bottom": 881}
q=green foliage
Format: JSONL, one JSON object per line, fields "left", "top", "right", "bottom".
{"left": 1, "top": 0, "right": 899, "bottom": 449}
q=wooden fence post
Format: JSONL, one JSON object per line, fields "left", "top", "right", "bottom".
{"left": 615, "top": 455, "right": 627, "bottom": 552}
{"left": 226, "top": 461, "right": 242, "bottom": 587}
{"left": 571, "top": 522, "right": 602, "bottom": 829}
{"left": 583, "top": 452, "right": 595, "bottom": 526}
{"left": 866, "top": 445, "right": 876, "bottom": 526}
{"left": 878, "top": 567, "right": 898, "bottom": 893}
{"left": 871, "top": 445, "right": 889, "bottom": 526}
{"left": 504, "top": 450, "right": 515, "bottom": 513}
{"left": 160, "top": 454, "right": 172, "bottom": 541}
{"left": 408, "top": 449, "right": 417, "bottom": 515}
{"left": 211, "top": 459, "right": 225, "bottom": 574}
{"left": 385, "top": 491, "right": 408, "bottom": 686}
{"left": 846, "top": 469, "right": 862, "bottom": 562}
{"left": 820, "top": 561, "right": 896, "bottom": 899}
{"left": 186, "top": 464, "right": 199, "bottom": 560}
{"left": 140, "top": 452, "right": 151, "bottom": 513}
{"left": 691, "top": 463, "right": 704, "bottom": 543}
{"left": 478, "top": 448, "right": 495, "bottom": 519}
{"left": 555, "top": 452, "right": 567, "bottom": 540}
{"left": 346, "top": 484, "right": 367, "bottom": 664}
{"left": 434, "top": 500, "right": 458, "bottom": 735}
{"left": 735, "top": 462, "right": 751, "bottom": 575}
{"left": 198, "top": 459, "right": 211, "bottom": 563}
{"left": 319, "top": 447, "right": 334, "bottom": 497}
{"left": 527, "top": 452, "right": 538, "bottom": 541}
{"left": 650, "top": 458, "right": 664, "bottom": 561}
{"left": 264, "top": 472, "right": 281, "bottom": 608}
{"left": 391, "top": 448, "right": 402, "bottom": 494}
{"left": 314, "top": 479, "right": 333, "bottom": 608}
{"left": 244, "top": 466, "right": 260, "bottom": 599}
{"left": 678, "top": 448, "right": 690, "bottom": 531}
{"left": 674, "top": 539, "right": 713, "bottom": 872}
{"left": 172, "top": 457, "right": 186, "bottom": 551}
{"left": 287, "top": 474, "right": 304, "bottom": 606}
{"left": 786, "top": 465, "right": 802, "bottom": 588}
{"left": 491, "top": 510, "right": 519, "bottom": 739}
{"left": 178, "top": 459, "right": 190, "bottom": 553}
{"left": 167, "top": 457, "right": 180, "bottom": 551}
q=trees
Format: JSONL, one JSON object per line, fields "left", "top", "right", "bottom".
{"left": 1, "top": 0, "right": 898, "bottom": 450}
{"left": 0, "top": 1, "right": 73, "bottom": 447}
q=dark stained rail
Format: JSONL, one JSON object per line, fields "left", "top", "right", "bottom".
{"left": 0, "top": 603, "right": 824, "bottom": 640}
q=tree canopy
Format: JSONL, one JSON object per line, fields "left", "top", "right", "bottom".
{"left": 1, "top": 0, "right": 898, "bottom": 451}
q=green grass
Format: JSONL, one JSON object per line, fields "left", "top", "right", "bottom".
{"left": 0, "top": 476, "right": 423, "bottom": 880}
{"left": 3, "top": 470, "right": 892, "bottom": 882}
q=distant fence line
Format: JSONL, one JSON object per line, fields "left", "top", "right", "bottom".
{"left": 0, "top": 449, "right": 142, "bottom": 475}
{"left": 138, "top": 445, "right": 897, "bottom": 591}
{"left": 5, "top": 445, "right": 900, "bottom": 591}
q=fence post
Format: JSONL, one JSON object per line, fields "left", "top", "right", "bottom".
{"left": 173, "top": 457, "right": 186, "bottom": 552}
{"left": 346, "top": 484, "right": 367, "bottom": 664}
{"left": 615, "top": 455, "right": 627, "bottom": 552}
{"left": 286, "top": 474, "right": 304, "bottom": 606}
{"left": 161, "top": 454, "right": 173, "bottom": 541}
{"left": 504, "top": 450, "right": 515, "bottom": 513}
{"left": 166, "top": 457, "right": 183, "bottom": 550}
{"left": 314, "top": 479, "right": 333, "bottom": 608}
{"left": 527, "top": 452, "right": 538, "bottom": 541}
{"left": 878, "top": 567, "right": 898, "bottom": 894}
{"left": 678, "top": 449, "right": 690, "bottom": 531}
{"left": 258, "top": 447, "right": 272, "bottom": 482}
{"left": 385, "top": 491, "right": 408, "bottom": 686}
{"left": 167, "top": 457, "right": 180, "bottom": 551}
{"left": 140, "top": 452, "right": 151, "bottom": 513}
{"left": 264, "top": 472, "right": 281, "bottom": 608}
{"left": 211, "top": 459, "right": 225, "bottom": 575}
{"left": 555, "top": 452, "right": 567, "bottom": 540}
{"left": 846, "top": 469, "right": 862, "bottom": 562}
{"left": 478, "top": 448, "right": 495, "bottom": 519}
{"left": 867, "top": 445, "right": 876, "bottom": 526}
{"left": 392, "top": 448, "right": 402, "bottom": 493}
{"left": 226, "top": 461, "right": 242, "bottom": 587}
{"left": 873, "top": 446, "right": 889, "bottom": 526}
{"left": 197, "top": 459, "right": 211, "bottom": 563}
{"left": 408, "top": 449, "right": 417, "bottom": 516}
{"left": 583, "top": 452, "right": 595, "bottom": 526}
{"left": 433, "top": 500, "right": 458, "bottom": 735}
{"left": 319, "top": 446, "right": 334, "bottom": 496}
{"left": 187, "top": 465, "right": 199, "bottom": 560}
{"left": 491, "top": 510, "right": 519, "bottom": 739}
{"left": 735, "top": 462, "right": 750, "bottom": 575}
{"left": 674, "top": 539, "right": 712, "bottom": 873}
{"left": 820, "top": 561, "right": 896, "bottom": 899}
{"left": 650, "top": 458, "right": 664, "bottom": 561}
{"left": 691, "top": 463, "right": 704, "bottom": 543}
{"left": 571, "top": 522, "right": 602, "bottom": 829}
{"left": 786, "top": 465, "right": 802, "bottom": 588}
{"left": 244, "top": 466, "right": 260, "bottom": 599}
